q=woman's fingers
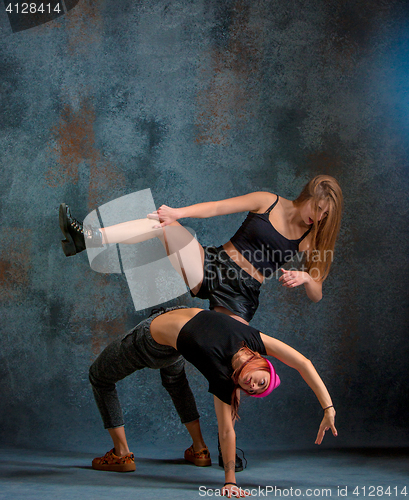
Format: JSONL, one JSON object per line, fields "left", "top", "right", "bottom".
{"left": 222, "top": 486, "right": 249, "bottom": 498}
{"left": 281, "top": 276, "right": 296, "bottom": 287}
{"left": 148, "top": 211, "right": 171, "bottom": 228}
{"left": 315, "top": 414, "right": 338, "bottom": 445}
{"left": 279, "top": 275, "right": 292, "bottom": 283}
{"left": 279, "top": 269, "right": 295, "bottom": 285}
{"left": 315, "top": 428, "right": 325, "bottom": 445}
{"left": 280, "top": 274, "right": 304, "bottom": 288}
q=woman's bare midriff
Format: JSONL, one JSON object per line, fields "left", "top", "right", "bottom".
{"left": 152, "top": 243, "right": 265, "bottom": 345}
{"left": 150, "top": 307, "right": 203, "bottom": 349}
{"left": 213, "top": 306, "right": 249, "bottom": 325}
{"left": 222, "top": 240, "right": 265, "bottom": 284}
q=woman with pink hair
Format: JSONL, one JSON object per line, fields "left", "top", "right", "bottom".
{"left": 89, "top": 307, "right": 337, "bottom": 498}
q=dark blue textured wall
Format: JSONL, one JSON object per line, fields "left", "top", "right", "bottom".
{"left": 0, "top": 0, "right": 408, "bottom": 452}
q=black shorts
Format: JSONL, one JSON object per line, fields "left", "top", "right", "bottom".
{"left": 192, "top": 246, "right": 261, "bottom": 323}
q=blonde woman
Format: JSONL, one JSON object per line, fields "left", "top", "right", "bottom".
{"left": 60, "top": 175, "right": 343, "bottom": 325}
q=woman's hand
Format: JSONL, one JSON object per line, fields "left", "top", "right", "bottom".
{"left": 279, "top": 268, "right": 323, "bottom": 302}
{"left": 279, "top": 269, "right": 309, "bottom": 288}
{"left": 315, "top": 407, "right": 337, "bottom": 445}
{"left": 222, "top": 484, "right": 249, "bottom": 498}
{"left": 147, "top": 205, "right": 180, "bottom": 228}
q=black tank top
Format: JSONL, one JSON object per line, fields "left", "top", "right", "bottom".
{"left": 230, "top": 195, "right": 311, "bottom": 278}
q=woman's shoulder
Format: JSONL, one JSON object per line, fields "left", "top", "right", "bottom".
{"left": 248, "top": 191, "right": 279, "bottom": 213}
{"left": 256, "top": 192, "right": 297, "bottom": 215}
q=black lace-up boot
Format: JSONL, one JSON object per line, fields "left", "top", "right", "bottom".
{"left": 218, "top": 435, "right": 245, "bottom": 472}
{"left": 59, "top": 203, "right": 103, "bottom": 256}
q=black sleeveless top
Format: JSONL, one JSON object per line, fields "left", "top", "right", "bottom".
{"left": 177, "top": 310, "right": 266, "bottom": 405}
{"left": 230, "top": 195, "right": 311, "bottom": 278}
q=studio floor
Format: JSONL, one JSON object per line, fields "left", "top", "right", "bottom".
{"left": 0, "top": 446, "right": 408, "bottom": 499}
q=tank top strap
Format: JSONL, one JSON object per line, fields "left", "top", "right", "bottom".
{"left": 264, "top": 195, "right": 279, "bottom": 214}
{"left": 298, "top": 225, "right": 312, "bottom": 242}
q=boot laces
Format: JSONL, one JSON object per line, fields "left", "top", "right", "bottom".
{"left": 67, "top": 206, "right": 84, "bottom": 234}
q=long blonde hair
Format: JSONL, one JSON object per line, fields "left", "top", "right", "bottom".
{"left": 293, "top": 175, "right": 343, "bottom": 281}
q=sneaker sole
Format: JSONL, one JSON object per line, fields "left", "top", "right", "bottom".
{"left": 92, "top": 461, "right": 136, "bottom": 472}
{"left": 184, "top": 451, "right": 211, "bottom": 467}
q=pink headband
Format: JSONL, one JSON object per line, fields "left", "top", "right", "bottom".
{"left": 250, "top": 359, "right": 280, "bottom": 398}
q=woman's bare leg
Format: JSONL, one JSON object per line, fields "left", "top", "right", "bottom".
{"left": 160, "top": 222, "right": 205, "bottom": 295}
{"left": 108, "top": 426, "right": 131, "bottom": 456}
{"left": 108, "top": 420, "right": 207, "bottom": 457}
{"left": 100, "top": 218, "right": 161, "bottom": 245}
{"left": 100, "top": 218, "right": 205, "bottom": 294}
{"left": 184, "top": 419, "right": 207, "bottom": 451}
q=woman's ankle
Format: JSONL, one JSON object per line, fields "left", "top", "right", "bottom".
{"left": 113, "top": 446, "right": 131, "bottom": 457}
{"left": 193, "top": 440, "right": 207, "bottom": 452}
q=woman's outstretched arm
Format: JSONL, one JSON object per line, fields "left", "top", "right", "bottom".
{"left": 148, "top": 192, "right": 275, "bottom": 228}
{"left": 213, "top": 396, "right": 248, "bottom": 498}
{"left": 260, "top": 333, "right": 337, "bottom": 444}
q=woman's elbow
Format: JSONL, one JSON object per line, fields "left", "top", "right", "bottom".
{"left": 304, "top": 278, "right": 323, "bottom": 303}
{"left": 300, "top": 357, "right": 315, "bottom": 374}
{"left": 306, "top": 290, "right": 322, "bottom": 303}
{"left": 294, "top": 355, "right": 313, "bottom": 373}
{"left": 307, "top": 282, "right": 323, "bottom": 302}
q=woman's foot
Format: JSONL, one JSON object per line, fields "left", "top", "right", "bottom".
{"left": 184, "top": 444, "right": 211, "bottom": 466}
{"left": 92, "top": 448, "right": 136, "bottom": 472}
{"left": 59, "top": 203, "right": 102, "bottom": 256}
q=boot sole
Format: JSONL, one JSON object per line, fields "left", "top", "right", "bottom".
{"left": 92, "top": 461, "right": 136, "bottom": 472}
{"left": 59, "top": 203, "right": 77, "bottom": 257}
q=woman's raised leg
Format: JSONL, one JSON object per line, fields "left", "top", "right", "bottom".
{"left": 101, "top": 218, "right": 205, "bottom": 293}
{"left": 100, "top": 218, "right": 162, "bottom": 245}
{"left": 59, "top": 203, "right": 205, "bottom": 293}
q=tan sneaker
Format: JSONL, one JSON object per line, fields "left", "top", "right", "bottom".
{"left": 92, "top": 448, "right": 136, "bottom": 472}
{"left": 184, "top": 444, "right": 211, "bottom": 467}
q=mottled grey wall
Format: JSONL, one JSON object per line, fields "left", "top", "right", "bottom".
{"left": 0, "top": 0, "right": 408, "bottom": 453}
